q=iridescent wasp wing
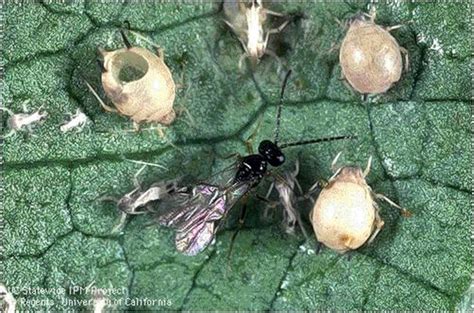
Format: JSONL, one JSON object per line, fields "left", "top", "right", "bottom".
{"left": 155, "top": 160, "right": 257, "bottom": 255}
{"left": 158, "top": 182, "right": 250, "bottom": 255}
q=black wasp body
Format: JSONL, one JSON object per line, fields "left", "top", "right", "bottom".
{"left": 234, "top": 140, "right": 285, "bottom": 185}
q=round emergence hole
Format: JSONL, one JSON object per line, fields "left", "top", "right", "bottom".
{"left": 111, "top": 51, "right": 149, "bottom": 83}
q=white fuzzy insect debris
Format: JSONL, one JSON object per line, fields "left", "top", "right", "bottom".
{"left": 246, "top": 0, "right": 266, "bottom": 59}
{"left": 224, "top": 0, "right": 290, "bottom": 69}
{"left": 99, "top": 165, "right": 178, "bottom": 234}
{"left": 275, "top": 161, "right": 301, "bottom": 235}
{"left": 1, "top": 101, "right": 48, "bottom": 138}
{"left": 429, "top": 38, "right": 444, "bottom": 55}
{"left": 0, "top": 284, "right": 16, "bottom": 313}
{"left": 280, "top": 279, "right": 290, "bottom": 290}
{"left": 110, "top": 181, "right": 177, "bottom": 234}
{"left": 298, "top": 243, "right": 315, "bottom": 255}
{"left": 416, "top": 32, "right": 427, "bottom": 44}
{"left": 60, "top": 109, "right": 89, "bottom": 133}
{"left": 119, "top": 184, "right": 171, "bottom": 214}
{"left": 264, "top": 160, "right": 309, "bottom": 238}
{"left": 382, "top": 157, "right": 395, "bottom": 172}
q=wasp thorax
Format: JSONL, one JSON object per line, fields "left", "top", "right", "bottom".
{"left": 101, "top": 46, "right": 176, "bottom": 125}
{"left": 339, "top": 15, "right": 404, "bottom": 94}
{"left": 310, "top": 159, "right": 383, "bottom": 254}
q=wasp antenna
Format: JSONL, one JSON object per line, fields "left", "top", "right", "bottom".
{"left": 279, "top": 135, "right": 355, "bottom": 149}
{"left": 274, "top": 69, "right": 292, "bottom": 145}
{"left": 120, "top": 29, "right": 132, "bottom": 49}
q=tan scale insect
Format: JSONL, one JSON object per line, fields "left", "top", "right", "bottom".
{"left": 86, "top": 29, "right": 176, "bottom": 126}
{"left": 310, "top": 153, "right": 411, "bottom": 253}
{"left": 339, "top": 7, "right": 408, "bottom": 94}
{"left": 224, "top": 0, "right": 290, "bottom": 69}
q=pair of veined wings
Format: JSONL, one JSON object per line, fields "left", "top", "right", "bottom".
{"left": 152, "top": 162, "right": 254, "bottom": 256}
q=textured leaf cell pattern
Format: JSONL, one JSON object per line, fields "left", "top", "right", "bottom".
{"left": 2, "top": 1, "right": 471, "bottom": 311}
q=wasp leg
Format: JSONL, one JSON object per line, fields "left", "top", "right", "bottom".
{"left": 257, "top": 183, "right": 278, "bottom": 220}
{"left": 264, "top": 181, "right": 275, "bottom": 199}
{"left": 227, "top": 194, "right": 249, "bottom": 268}
{"left": 222, "top": 152, "right": 242, "bottom": 161}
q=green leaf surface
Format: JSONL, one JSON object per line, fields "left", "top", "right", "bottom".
{"left": 2, "top": 1, "right": 471, "bottom": 311}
